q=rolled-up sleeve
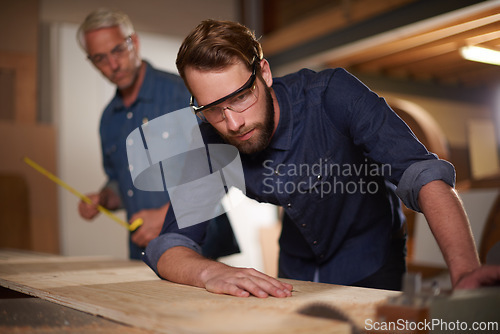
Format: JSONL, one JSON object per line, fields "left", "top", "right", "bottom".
{"left": 396, "top": 159, "right": 456, "bottom": 212}
{"left": 142, "top": 232, "right": 202, "bottom": 277}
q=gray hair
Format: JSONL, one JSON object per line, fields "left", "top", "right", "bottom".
{"left": 77, "top": 8, "right": 135, "bottom": 51}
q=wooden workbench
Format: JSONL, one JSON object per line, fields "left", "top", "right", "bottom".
{"left": 0, "top": 249, "right": 399, "bottom": 333}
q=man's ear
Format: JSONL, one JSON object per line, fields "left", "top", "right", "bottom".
{"left": 259, "top": 59, "right": 273, "bottom": 87}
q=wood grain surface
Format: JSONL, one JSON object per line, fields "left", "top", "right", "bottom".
{"left": 0, "top": 250, "right": 399, "bottom": 334}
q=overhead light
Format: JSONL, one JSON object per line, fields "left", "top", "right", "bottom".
{"left": 460, "top": 45, "right": 500, "bottom": 66}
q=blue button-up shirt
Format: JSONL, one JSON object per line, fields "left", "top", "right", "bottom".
{"left": 144, "top": 68, "right": 455, "bottom": 285}
{"left": 100, "top": 61, "right": 191, "bottom": 219}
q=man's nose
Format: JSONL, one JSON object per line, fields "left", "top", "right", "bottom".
{"left": 224, "top": 108, "right": 245, "bottom": 132}
{"left": 107, "top": 55, "right": 120, "bottom": 70}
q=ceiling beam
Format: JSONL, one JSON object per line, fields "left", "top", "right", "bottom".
{"left": 349, "top": 19, "right": 500, "bottom": 72}
{"left": 330, "top": 13, "right": 500, "bottom": 68}
{"left": 261, "top": 0, "right": 416, "bottom": 56}
{"left": 266, "top": 0, "right": 493, "bottom": 75}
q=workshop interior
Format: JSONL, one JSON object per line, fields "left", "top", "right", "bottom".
{"left": 1, "top": 0, "right": 500, "bottom": 333}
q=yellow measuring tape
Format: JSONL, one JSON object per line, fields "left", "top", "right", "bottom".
{"left": 23, "top": 157, "right": 143, "bottom": 232}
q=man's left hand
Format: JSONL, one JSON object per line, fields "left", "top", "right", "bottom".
{"left": 130, "top": 203, "right": 169, "bottom": 247}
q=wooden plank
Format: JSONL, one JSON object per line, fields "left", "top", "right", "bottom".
{"left": 279, "top": 1, "right": 500, "bottom": 79}
{"left": 330, "top": 15, "right": 500, "bottom": 68}
{"left": 355, "top": 42, "right": 458, "bottom": 73}
{"left": 261, "top": 0, "right": 416, "bottom": 56}
{"left": 0, "top": 286, "right": 156, "bottom": 334}
{"left": 0, "top": 250, "right": 399, "bottom": 334}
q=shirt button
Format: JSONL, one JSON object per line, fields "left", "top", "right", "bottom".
{"left": 127, "top": 112, "right": 133, "bottom": 119}
{"left": 317, "top": 174, "right": 322, "bottom": 180}
{"left": 127, "top": 189, "right": 134, "bottom": 197}
{"left": 312, "top": 240, "right": 318, "bottom": 245}
{"left": 275, "top": 169, "right": 280, "bottom": 176}
{"left": 301, "top": 223, "right": 307, "bottom": 228}
{"left": 142, "top": 117, "right": 148, "bottom": 124}
{"left": 287, "top": 203, "right": 292, "bottom": 208}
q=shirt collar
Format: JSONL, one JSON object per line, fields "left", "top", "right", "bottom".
{"left": 266, "top": 82, "right": 292, "bottom": 151}
{"left": 109, "top": 61, "right": 154, "bottom": 112}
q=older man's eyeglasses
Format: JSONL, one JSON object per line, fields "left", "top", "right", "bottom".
{"left": 87, "top": 36, "right": 133, "bottom": 66}
{"left": 190, "top": 61, "right": 259, "bottom": 123}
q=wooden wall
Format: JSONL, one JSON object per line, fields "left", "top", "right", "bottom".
{"left": 0, "top": 0, "right": 59, "bottom": 254}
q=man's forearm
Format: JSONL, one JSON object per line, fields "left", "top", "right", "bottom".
{"left": 156, "top": 245, "right": 293, "bottom": 298}
{"left": 157, "top": 246, "right": 221, "bottom": 288}
{"left": 418, "top": 180, "right": 480, "bottom": 286}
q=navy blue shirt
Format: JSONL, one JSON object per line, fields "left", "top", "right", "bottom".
{"left": 100, "top": 62, "right": 190, "bottom": 220}
{"left": 144, "top": 68, "right": 454, "bottom": 285}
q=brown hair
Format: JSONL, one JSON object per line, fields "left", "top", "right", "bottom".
{"left": 176, "top": 19, "right": 263, "bottom": 80}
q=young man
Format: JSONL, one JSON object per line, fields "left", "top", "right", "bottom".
{"left": 76, "top": 11, "right": 238, "bottom": 260}
{"left": 143, "top": 19, "right": 499, "bottom": 296}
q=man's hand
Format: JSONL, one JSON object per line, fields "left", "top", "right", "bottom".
{"left": 78, "top": 187, "right": 122, "bottom": 221}
{"left": 201, "top": 265, "right": 293, "bottom": 298}
{"left": 158, "top": 246, "right": 293, "bottom": 298}
{"left": 78, "top": 193, "right": 101, "bottom": 220}
{"left": 454, "top": 265, "right": 500, "bottom": 289}
{"left": 130, "top": 203, "right": 169, "bottom": 247}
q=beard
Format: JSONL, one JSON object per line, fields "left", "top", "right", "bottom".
{"left": 217, "top": 84, "right": 275, "bottom": 155}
